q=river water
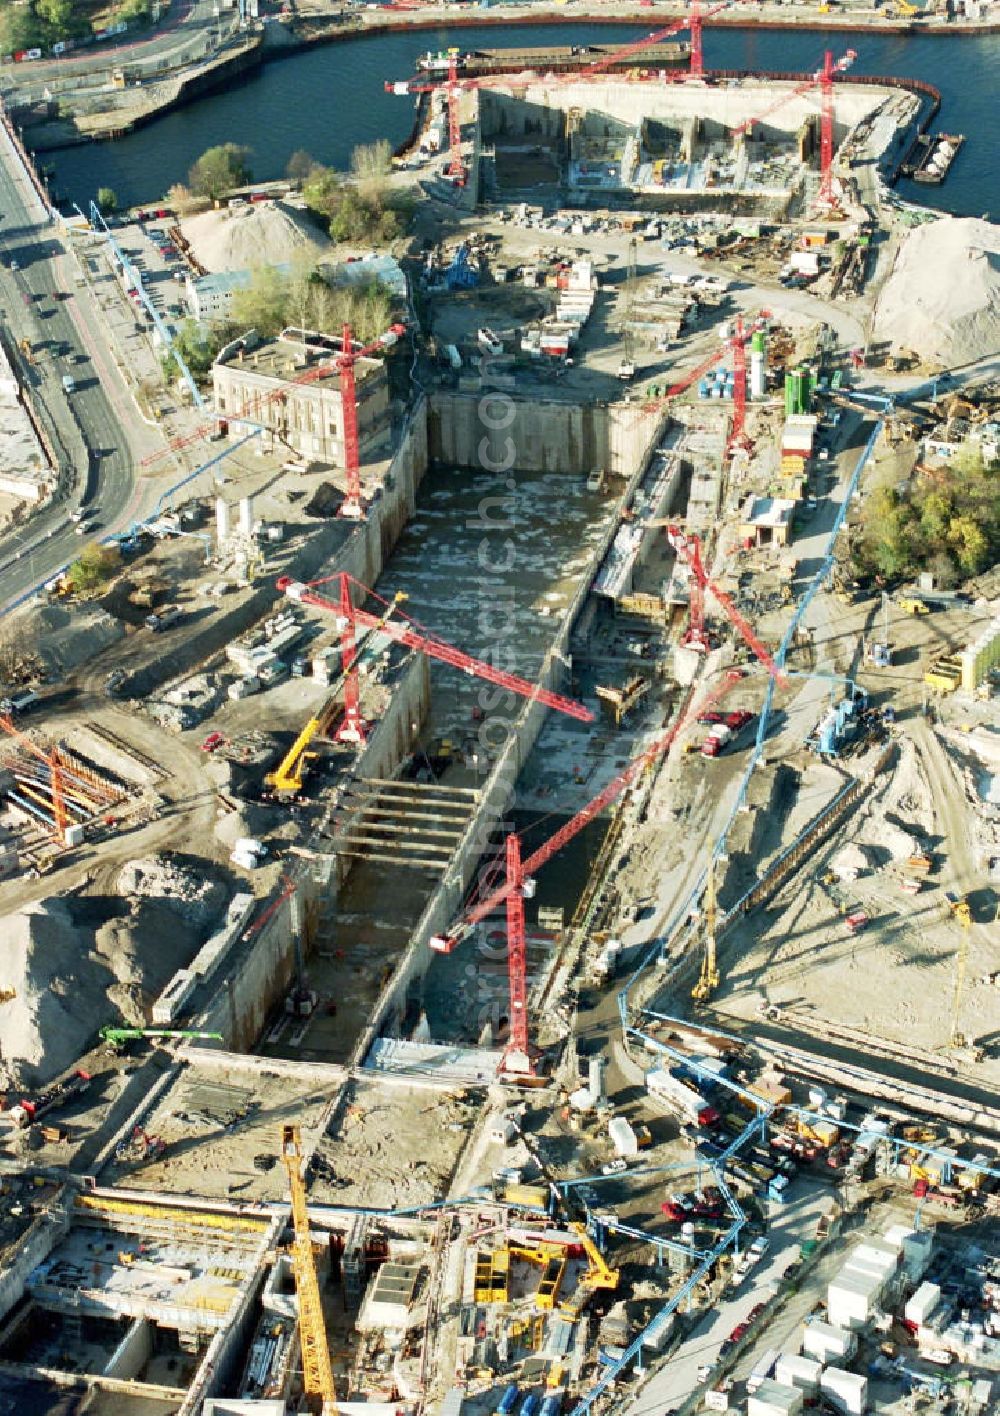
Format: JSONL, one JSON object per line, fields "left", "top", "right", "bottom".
{"left": 50, "top": 22, "right": 1000, "bottom": 218}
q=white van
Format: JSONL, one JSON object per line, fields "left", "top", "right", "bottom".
{"left": 61, "top": 373, "right": 76, "bottom": 394}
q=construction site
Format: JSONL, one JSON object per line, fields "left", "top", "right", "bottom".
{"left": 0, "top": 11, "right": 998, "bottom": 1416}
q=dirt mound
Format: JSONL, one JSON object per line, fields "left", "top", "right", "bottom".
{"left": 116, "top": 855, "right": 226, "bottom": 931}
{"left": 15, "top": 601, "right": 124, "bottom": 678}
{"left": 872, "top": 217, "right": 1000, "bottom": 368}
{"left": 0, "top": 857, "right": 229, "bottom": 1089}
{"left": 180, "top": 200, "right": 331, "bottom": 274}
{"left": 0, "top": 899, "right": 111, "bottom": 1091}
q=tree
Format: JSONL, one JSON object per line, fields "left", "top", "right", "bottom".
{"left": 301, "top": 164, "right": 341, "bottom": 221}
{"left": 161, "top": 319, "right": 224, "bottom": 382}
{"left": 188, "top": 143, "right": 253, "bottom": 202}
{"left": 0, "top": 6, "right": 45, "bottom": 53}
{"left": 947, "top": 515, "right": 989, "bottom": 576}
{"left": 96, "top": 187, "right": 118, "bottom": 216}
{"left": 230, "top": 265, "right": 291, "bottom": 338}
{"left": 35, "top": 0, "right": 73, "bottom": 38}
{"left": 327, "top": 187, "right": 404, "bottom": 245}
{"left": 350, "top": 139, "right": 392, "bottom": 203}
{"left": 112, "top": 0, "right": 151, "bottom": 23}
{"left": 166, "top": 182, "right": 205, "bottom": 216}
{"left": 916, "top": 489, "right": 952, "bottom": 546}
{"left": 286, "top": 149, "right": 319, "bottom": 185}
{"left": 858, "top": 487, "right": 914, "bottom": 579}
{"left": 67, "top": 544, "right": 120, "bottom": 595}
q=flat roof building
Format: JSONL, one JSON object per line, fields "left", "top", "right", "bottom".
{"left": 212, "top": 328, "right": 391, "bottom": 469}
{"left": 740, "top": 494, "right": 796, "bottom": 547}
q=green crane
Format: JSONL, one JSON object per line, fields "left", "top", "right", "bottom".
{"left": 99, "top": 1026, "right": 224, "bottom": 1054}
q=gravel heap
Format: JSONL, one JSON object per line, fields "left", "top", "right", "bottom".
{"left": 0, "top": 858, "right": 228, "bottom": 1090}
{"left": 0, "top": 899, "right": 111, "bottom": 1091}
{"left": 117, "top": 856, "right": 225, "bottom": 931}
{"left": 180, "top": 200, "right": 331, "bottom": 274}
{"left": 872, "top": 217, "right": 1000, "bottom": 368}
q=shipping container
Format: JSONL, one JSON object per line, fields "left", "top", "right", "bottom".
{"left": 904, "top": 1280, "right": 941, "bottom": 1327}
{"left": 747, "top": 1380, "right": 803, "bottom": 1416}
{"left": 801, "top": 1320, "right": 856, "bottom": 1364}
{"left": 819, "top": 1367, "right": 867, "bottom": 1416}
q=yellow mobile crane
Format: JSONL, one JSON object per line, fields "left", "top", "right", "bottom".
{"left": 947, "top": 893, "right": 972, "bottom": 1049}
{"left": 265, "top": 592, "right": 407, "bottom": 799}
{"left": 691, "top": 856, "right": 720, "bottom": 1005}
{"left": 280, "top": 1124, "right": 337, "bottom": 1416}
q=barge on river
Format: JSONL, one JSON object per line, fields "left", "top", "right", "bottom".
{"left": 902, "top": 131, "right": 965, "bottom": 184}
{"left": 417, "top": 41, "right": 691, "bottom": 78}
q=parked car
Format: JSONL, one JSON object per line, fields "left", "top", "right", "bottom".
{"left": 201, "top": 731, "right": 226, "bottom": 752}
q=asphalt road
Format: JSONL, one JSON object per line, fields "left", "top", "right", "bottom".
{"left": 0, "top": 0, "right": 225, "bottom": 95}
{"left": 625, "top": 1177, "right": 833, "bottom": 1416}
{"left": 0, "top": 121, "right": 144, "bottom": 611}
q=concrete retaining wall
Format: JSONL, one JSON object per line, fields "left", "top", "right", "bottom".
{"left": 104, "top": 1317, "right": 151, "bottom": 1381}
{"left": 429, "top": 391, "right": 610, "bottom": 476}
{"left": 178, "top": 1213, "right": 284, "bottom": 1416}
{"left": 479, "top": 79, "right": 884, "bottom": 145}
{"left": 429, "top": 391, "right": 660, "bottom": 482}
{"left": 194, "top": 404, "right": 430, "bottom": 1051}
{"left": 0, "top": 1207, "right": 68, "bottom": 1323}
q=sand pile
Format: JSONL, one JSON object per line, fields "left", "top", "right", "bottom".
{"left": 180, "top": 200, "right": 332, "bottom": 274}
{"left": 872, "top": 217, "right": 1000, "bottom": 368}
{"left": 0, "top": 899, "right": 111, "bottom": 1091}
{"left": 0, "top": 857, "right": 228, "bottom": 1089}
{"left": 831, "top": 843, "right": 870, "bottom": 881}
{"left": 25, "top": 602, "right": 124, "bottom": 677}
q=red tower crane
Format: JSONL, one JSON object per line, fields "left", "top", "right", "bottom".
{"left": 430, "top": 669, "right": 744, "bottom": 1073}
{"left": 665, "top": 527, "right": 787, "bottom": 684}
{"left": 278, "top": 572, "right": 593, "bottom": 745}
{"left": 731, "top": 50, "right": 857, "bottom": 211}
{"left": 388, "top": 4, "right": 729, "bottom": 183}
{"left": 728, "top": 314, "right": 751, "bottom": 458}
{"left": 445, "top": 59, "right": 466, "bottom": 186}
{"left": 639, "top": 312, "right": 768, "bottom": 463}
{"left": 572, "top": 1, "right": 729, "bottom": 81}
{"left": 0, "top": 715, "right": 67, "bottom": 843}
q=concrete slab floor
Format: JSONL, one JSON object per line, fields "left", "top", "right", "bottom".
{"left": 33, "top": 1224, "right": 257, "bottom": 1310}
{"left": 106, "top": 1063, "right": 335, "bottom": 1202}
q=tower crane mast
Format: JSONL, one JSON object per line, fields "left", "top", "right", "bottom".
{"left": 731, "top": 49, "right": 857, "bottom": 211}
{"left": 141, "top": 323, "right": 407, "bottom": 518}
{"left": 387, "top": 3, "right": 729, "bottom": 182}
{"left": 665, "top": 526, "right": 787, "bottom": 684}
{"left": 281, "top": 1124, "right": 338, "bottom": 1416}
